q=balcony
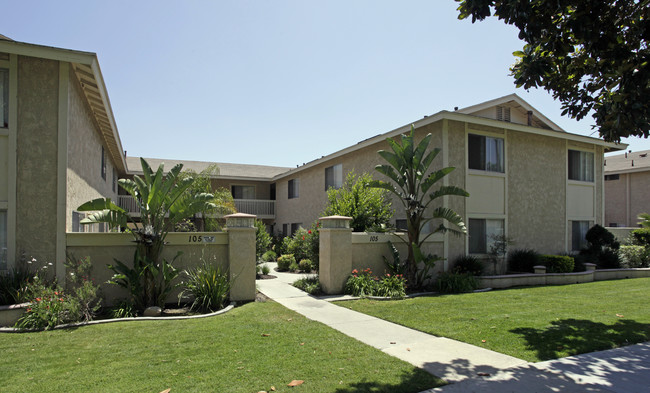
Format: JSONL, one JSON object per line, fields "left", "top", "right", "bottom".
{"left": 118, "top": 195, "right": 275, "bottom": 219}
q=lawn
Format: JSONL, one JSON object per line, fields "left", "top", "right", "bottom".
{"left": 0, "top": 300, "right": 443, "bottom": 393}
{"left": 341, "top": 278, "right": 650, "bottom": 362}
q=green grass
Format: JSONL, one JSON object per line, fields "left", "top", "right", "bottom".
{"left": 0, "top": 301, "right": 443, "bottom": 393}
{"left": 341, "top": 278, "right": 650, "bottom": 362}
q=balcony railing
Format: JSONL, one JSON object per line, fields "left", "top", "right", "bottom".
{"left": 234, "top": 199, "right": 275, "bottom": 219}
{"left": 118, "top": 195, "right": 275, "bottom": 219}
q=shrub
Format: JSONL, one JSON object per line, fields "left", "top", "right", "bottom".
{"left": 631, "top": 228, "right": 650, "bottom": 246}
{"left": 262, "top": 250, "right": 277, "bottom": 262}
{"left": 581, "top": 225, "right": 621, "bottom": 269}
{"left": 375, "top": 274, "right": 406, "bottom": 299}
{"left": 65, "top": 255, "right": 102, "bottom": 322}
{"left": 436, "top": 272, "right": 478, "bottom": 294}
{"left": 255, "top": 220, "right": 272, "bottom": 260}
{"left": 276, "top": 254, "right": 296, "bottom": 271}
{"left": 618, "top": 245, "right": 650, "bottom": 268}
{"left": 453, "top": 255, "right": 484, "bottom": 276}
{"left": 344, "top": 268, "right": 378, "bottom": 297}
{"left": 599, "top": 249, "right": 622, "bottom": 269}
{"left": 261, "top": 264, "right": 271, "bottom": 275}
{"left": 288, "top": 228, "right": 311, "bottom": 262}
{"left": 383, "top": 241, "right": 406, "bottom": 276}
{"left": 179, "top": 262, "right": 230, "bottom": 313}
{"left": 0, "top": 262, "right": 35, "bottom": 306}
{"left": 586, "top": 224, "right": 620, "bottom": 250}
{"left": 108, "top": 300, "right": 137, "bottom": 319}
{"left": 508, "top": 249, "right": 541, "bottom": 272}
{"left": 298, "top": 259, "right": 314, "bottom": 272}
{"left": 540, "top": 255, "right": 575, "bottom": 273}
{"left": 16, "top": 282, "right": 77, "bottom": 330}
{"left": 293, "top": 276, "right": 322, "bottom": 295}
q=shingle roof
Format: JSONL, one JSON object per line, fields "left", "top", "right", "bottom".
{"left": 605, "top": 149, "right": 650, "bottom": 174}
{"left": 126, "top": 156, "right": 291, "bottom": 180}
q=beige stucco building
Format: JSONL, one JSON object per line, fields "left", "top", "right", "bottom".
{"left": 0, "top": 36, "right": 127, "bottom": 277}
{"left": 0, "top": 35, "right": 626, "bottom": 279}
{"left": 604, "top": 149, "right": 650, "bottom": 227}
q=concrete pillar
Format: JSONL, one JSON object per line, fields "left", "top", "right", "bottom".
{"left": 584, "top": 263, "right": 597, "bottom": 272}
{"left": 534, "top": 265, "right": 547, "bottom": 274}
{"left": 225, "top": 213, "right": 256, "bottom": 302}
{"left": 318, "top": 215, "right": 352, "bottom": 295}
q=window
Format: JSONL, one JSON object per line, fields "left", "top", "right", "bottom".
{"left": 0, "top": 210, "right": 7, "bottom": 270}
{"left": 270, "top": 183, "right": 276, "bottom": 200}
{"left": 568, "top": 150, "right": 594, "bottom": 182}
{"left": 395, "top": 219, "right": 407, "bottom": 231}
{"left": 72, "top": 211, "right": 85, "bottom": 233}
{"left": 282, "top": 224, "right": 288, "bottom": 237}
{"left": 290, "top": 223, "right": 302, "bottom": 235}
{"left": 101, "top": 146, "right": 107, "bottom": 180}
{"left": 468, "top": 134, "right": 504, "bottom": 173}
{"left": 231, "top": 185, "right": 255, "bottom": 199}
{"left": 0, "top": 68, "right": 8, "bottom": 128}
{"left": 605, "top": 174, "right": 620, "bottom": 181}
{"left": 325, "top": 164, "right": 343, "bottom": 190}
{"left": 288, "top": 179, "right": 299, "bottom": 199}
{"left": 468, "top": 218, "right": 504, "bottom": 254}
{"left": 571, "top": 221, "right": 590, "bottom": 251}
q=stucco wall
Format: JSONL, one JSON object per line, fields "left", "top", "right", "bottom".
{"left": 604, "top": 173, "right": 628, "bottom": 226}
{"left": 507, "top": 130, "right": 566, "bottom": 254}
{"left": 446, "top": 120, "right": 469, "bottom": 264}
{"left": 629, "top": 171, "right": 650, "bottom": 226}
{"left": 15, "top": 56, "right": 59, "bottom": 264}
{"left": 66, "top": 68, "right": 118, "bottom": 231}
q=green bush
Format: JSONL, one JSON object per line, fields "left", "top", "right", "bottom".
{"left": 453, "top": 255, "right": 484, "bottom": 276}
{"left": 276, "top": 254, "right": 296, "bottom": 272}
{"left": 436, "top": 272, "right": 478, "bottom": 294}
{"left": 289, "top": 261, "right": 300, "bottom": 272}
{"left": 0, "top": 264, "right": 35, "bottom": 306}
{"left": 540, "top": 255, "right": 575, "bottom": 273}
{"left": 255, "top": 220, "right": 272, "bottom": 260}
{"left": 108, "top": 300, "right": 137, "bottom": 319}
{"left": 375, "top": 274, "right": 406, "bottom": 299}
{"left": 618, "top": 245, "right": 650, "bottom": 268}
{"left": 344, "top": 268, "right": 379, "bottom": 297}
{"left": 261, "top": 250, "right": 277, "bottom": 262}
{"left": 581, "top": 225, "right": 621, "bottom": 269}
{"left": 298, "top": 259, "right": 314, "bottom": 272}
{"left": 508, "top": 249, "right": 541, "bottom": 272}
{"left": 179, "top": 262, "right": 230, "bottom": 313}
{"left": 631, "top": 228, "right": 650, "bottom": 246}
{"left": 293, "top": 276, "right": 322, "bottom": 295}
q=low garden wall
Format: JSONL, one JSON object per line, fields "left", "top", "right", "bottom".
{"left": 65, "top": 214, "right": 257, "bottom": 306}
{"left": 606, "top": 227, "right": 636, "bottom": 242}
{"left": 478, "top": 264, "right": 650, "bottom": 289}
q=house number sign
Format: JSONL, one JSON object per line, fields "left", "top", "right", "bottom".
{"left": 188, "top": 235, "right": 216, "bottom": 243}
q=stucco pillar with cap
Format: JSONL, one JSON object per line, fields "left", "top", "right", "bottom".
{"left": 318, "top": 215, "right": 352, "bottom": 294}
{"left": 225, "top": 213, "right": 256, "bottom": 302}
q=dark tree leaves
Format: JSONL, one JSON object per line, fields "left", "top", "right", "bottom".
{"left": 457, "top": 0, "right": 650, "bottom": 142}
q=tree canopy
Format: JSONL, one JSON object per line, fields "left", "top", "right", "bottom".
{"left": 457, "top": 0, "right": 650, "bottom": 142}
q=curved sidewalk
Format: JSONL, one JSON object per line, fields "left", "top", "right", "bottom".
{"left": 256, "top": 266, "right": 526, "bottom": 383}
{"left": 257, "top": 265, "right": 650, "bottom": 392}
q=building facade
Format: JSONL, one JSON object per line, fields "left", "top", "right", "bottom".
{"left": 604, "top": 149, "right": 650, "bottom": 228}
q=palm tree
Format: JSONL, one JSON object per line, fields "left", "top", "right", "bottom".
{"left": 370, "top": 126, "right": 469, "bottom": 287}
{"left": 77, "top": 158, "right": 217, "bottom": 308}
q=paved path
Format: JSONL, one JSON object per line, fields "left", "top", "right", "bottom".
{"left": 256, "top": 264, "right": 650, "bottom": 392}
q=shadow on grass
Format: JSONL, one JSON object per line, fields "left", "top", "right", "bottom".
{"left": 511, "top": 318, "right": 650, "bottom": 361}
{"left": 332, "top": 368, "right": 444, "bottom": 393}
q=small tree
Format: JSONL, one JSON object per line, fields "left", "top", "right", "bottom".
{"left": 322, "top": 172, "right": 393, "bottom": 232}
{"left": 77, "top": 158, "right": 217, "bottom": 309}
{"left": 255, "top": 219, "right": 272, "bottom": 260}
{"left": 178, "top": 164, "right": 236, "bottom": 231}
{"left": 370, "top": 126, "right": 469, "bottom": 287}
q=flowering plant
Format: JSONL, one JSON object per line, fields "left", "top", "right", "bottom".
{"left": 344, "top": 268, "right": 406, "bottom": 299}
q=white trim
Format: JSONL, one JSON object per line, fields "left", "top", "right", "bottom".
{"left": 6, "top": 54, "right": 16, "bottom": 270}
{"left": 0, "top": 40, "right": 95, "bottom": 66}
{"left": 56, "top": 62, "right": 69, "bottom": 284}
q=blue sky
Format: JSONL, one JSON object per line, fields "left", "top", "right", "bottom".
{"left": 3, "top": 1, "right": 645, "bottom": 167}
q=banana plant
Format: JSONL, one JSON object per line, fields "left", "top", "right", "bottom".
{"left": 370, "top": 125, "right": 469, "bottom": 288}
{"left": 78, "top": 158, "right": 217, "bottom": 308}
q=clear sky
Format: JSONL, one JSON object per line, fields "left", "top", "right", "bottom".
{"left": 3, "top": 0, "right": 646, "bottom": 168}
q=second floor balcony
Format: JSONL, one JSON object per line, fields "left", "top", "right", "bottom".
{"left": 117, "top": 195, "right": 275, "bottom": 219}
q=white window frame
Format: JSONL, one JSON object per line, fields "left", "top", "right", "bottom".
{"left": 468, "top": 133, "right": 505, "bottom": 173}
{"left": 468, "top": 218, "right": 505, "bottom": 254}
{"left": 325, "top": 164, "right": 343, "bottom": 190}
{"left": 568, "top": 149, "right": 594, "bottom": 182}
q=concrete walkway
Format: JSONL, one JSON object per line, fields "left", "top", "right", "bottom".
{"left": 256, "top": 264, "right": 650, "bottom": 392}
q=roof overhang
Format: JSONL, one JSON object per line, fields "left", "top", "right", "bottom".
{"left": 0, "top": 39, "right": 127, "bottom": 174}
{"left": 273, "top": 110, "right": 626, "bottom": 180}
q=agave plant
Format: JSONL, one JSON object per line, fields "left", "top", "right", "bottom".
{"left": 77, "top": 158, "right": 218, "bottom": 308}
{"left": 370, "top": 126, "right": 469, "bottom": 288}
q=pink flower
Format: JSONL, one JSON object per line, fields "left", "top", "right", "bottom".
{"left": 386, "top": 273, "right": 391, "bottom": 277}
{"left": 308, "top": 230, "right": 312, "bottom": 234}
{"left": 352, "top": 269, "right": 358, "bottom": 274}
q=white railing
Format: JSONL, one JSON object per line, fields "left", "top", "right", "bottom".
{"left": 118, "top": 195, "right": 275, "bottom": 218}
{"left": 234, "top": 199, "right": 275, "bottom": 218}
{"left": 118, "top": 195, "right": 140, "bottom": 214}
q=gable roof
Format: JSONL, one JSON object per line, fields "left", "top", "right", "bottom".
{"left": 456, "top": 93, "right": 564, "bottom": 132}
{"left": 605, "top": 149, "right": 650, "bottom": 174}
{"left": 126, "top": 156, "right": 291, "bottom": 181}
{"left": 0, "top": 37, "right": 127, "bottom": 174}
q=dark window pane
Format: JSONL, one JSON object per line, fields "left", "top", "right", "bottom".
{"left": 468, "top": 134, "right": 486, "bottom": 170}
{"left": 468, "top": 218, "right": 487, "bottom": 254}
